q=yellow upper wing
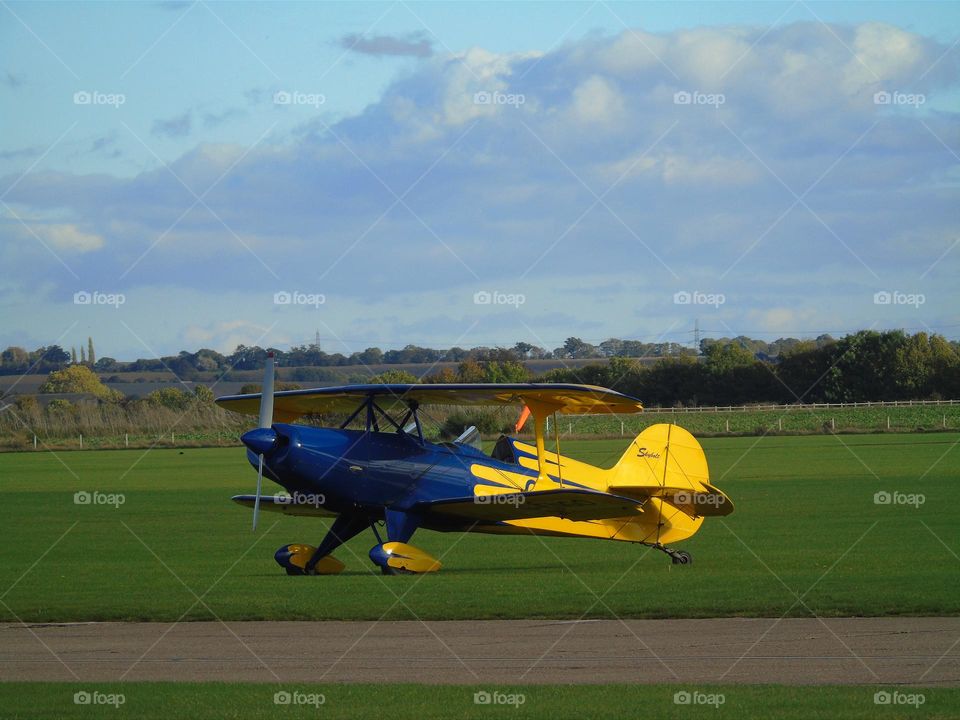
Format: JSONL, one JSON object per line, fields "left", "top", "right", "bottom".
{"left": 216, "top": 382, "right": 643, "bottom": 422}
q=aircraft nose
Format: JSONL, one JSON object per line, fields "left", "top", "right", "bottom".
{"left": 241, "top": 427, "right": 277, "bottom": 456}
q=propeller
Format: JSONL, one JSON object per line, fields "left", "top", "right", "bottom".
{"left": 252, "top": 351, "right": 276, "bottom": 532}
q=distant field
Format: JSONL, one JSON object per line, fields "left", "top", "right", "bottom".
{"left": 0, "top": 683, "right": 955, "bottom": 720}
{"left": 564, "top": 404, "right": 960, "bottom": 437}
{"left": 1, "top": 433, "right": 957, "bottom": 622}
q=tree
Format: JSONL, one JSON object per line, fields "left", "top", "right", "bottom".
{"left": 354, "top": 347, "right": 384, "bottom": 366}
{"left": 45, "top": 345, "right": 71, "bottom": 365}
{"left": 87, "top": 337, "right": 95, "bottom": 365}
{"left": 483, "top": 361, "right": 529, "bottom": 383}
{"left": 777, "top": 341, "right": 836, "bottom": 402}
{"left": 821, "top": 330, "right": 907, "bottom": 402}
{"left": 703, "top": 342, "right": 755, "bottom": 374}
{"left": 1, "top": 346, "right": 28, "bottom": 368}
{"left": 193, "top": 349, "right": 225, "bottom": 372}
{"left": 512, "top": 342, "right": 534, "bottom": 358}
{"left": 80, "top": 346, "right": 86, "bottom": 363}
{"left": 423, "top": 367, "right": 458, "bottom": 383}
{"left": 456, "top": 360, "right": 487, "bottom": 383}
{"left": 599, "top": 339, "right": 624, "bottom": 357}
{"left": 94, "top": 357, "right": 121, "bottom": 372}
{"left": 193, "top": 385, "right": 215, "bottom": 404}
{"left": 560, "top": 337, "right": 596, "bottom": 359}
{"left": 39, "top": 365, "right": 122, "bottom": 401}
{"left": 71, "top": 347, "right": 78, "bottom": 364}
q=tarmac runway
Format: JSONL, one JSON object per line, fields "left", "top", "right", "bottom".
{"left": 2, "top": 617, "right": 958, "bottom": 685}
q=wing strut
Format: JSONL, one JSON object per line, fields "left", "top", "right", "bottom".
{"left": 522, "top": 398, "right": 562, "bottom": 484}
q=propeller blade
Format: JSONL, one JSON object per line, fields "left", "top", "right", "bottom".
{"left": 258, "top": 351, "right": 276, "bottom": 429}
{"left": 253, "top": 453, "right": 264, "bottom": 531}
{"left": 253, "top": 352, "right": 275, "bottom": 532}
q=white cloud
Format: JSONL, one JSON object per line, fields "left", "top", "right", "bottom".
{"left": 37, "top": 223, "right": 104, "bottom": 252}
{"left": 569, "top": 75, "right": 625, "bottom": 126}
{"left": 183, "top": 319, "right": 283, "bottom": 354}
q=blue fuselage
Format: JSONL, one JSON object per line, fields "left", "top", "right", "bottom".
{"left": 249, "top": 424, "right": 533, "bottom": 525}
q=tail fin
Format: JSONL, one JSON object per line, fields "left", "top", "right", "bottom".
{"left": 607, "top": 423, "right": 733, "bottom": 517}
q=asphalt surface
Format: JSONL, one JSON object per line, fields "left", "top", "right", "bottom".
{"left": 2, "top": 618, "right": 958, "bottom": 685}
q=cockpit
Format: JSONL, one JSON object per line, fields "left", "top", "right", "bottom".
{"left": 437, "top": 425, "right": 519, "bottom": 464}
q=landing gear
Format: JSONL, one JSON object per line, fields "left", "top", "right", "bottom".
{"left": 276, "top": 510, "right": 441, "bottom": 575}
{"left": 652, "top": 543, "right": 692, "bottom": 565}
{"left": 274, "top": 513, "right": 370, "bottom": 575}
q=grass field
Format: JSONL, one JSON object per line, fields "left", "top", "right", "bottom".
{"left": 567, "top": 404, "right": 960, "bottom": 436}
{"left": 1, "top": 433, "right": 958, "bottom": 623}
{"left": 0, "top": 683, "right": 954, "bottom": 719}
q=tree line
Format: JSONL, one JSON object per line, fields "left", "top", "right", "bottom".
{"left": 0, "top": 335, "right": 834, "bottom": 377}
{"left": 541, "top": 331, "right": 960, "bottom": 405}
{"left": 3, "top": 330, "right": 959, "bottom": 404}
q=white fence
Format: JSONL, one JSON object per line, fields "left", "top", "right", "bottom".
{"left": 639, "top": 399, "right": 960, "bottom": 414}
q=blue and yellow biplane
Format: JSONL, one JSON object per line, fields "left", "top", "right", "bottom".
{"left": 216, "top": 355, "right": 733, "bottom": 575}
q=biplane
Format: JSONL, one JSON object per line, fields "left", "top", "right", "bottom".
{"left": 215, "top": 354, "right": 733, "bottom": 575}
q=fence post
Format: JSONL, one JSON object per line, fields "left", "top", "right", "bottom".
{"left": 887, "top": 416, "right": 890, "bottom": 430}
{"left": 125, "top": 433, "right": 128, "bottom": 447}
{"left": 725, "top": 419, "right": 729, "bottom": 433}
{"left": 831, "top": 418, "right": 835, "bottom": 431}
{"left": 778, "top": 417, "right": 782, "bottom": 431}
{"left": 33, "top": 434, "right": 37, "bottom": 449}
{"left": 79, "top": 434, "right": 83, "bottom": 449}
{"left": 620, "top": 421, "right": 624, "bottom": 437}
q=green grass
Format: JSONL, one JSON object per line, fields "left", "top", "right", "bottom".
{"left": 0, "top": 683, "right": 955, "bottom": 720}
{"left": 1, "top": 434, "right": 958, "bottom": 622}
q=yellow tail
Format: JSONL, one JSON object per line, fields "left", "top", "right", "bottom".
{"left": 607, "top": 423, "right": 733, "bottom": 518}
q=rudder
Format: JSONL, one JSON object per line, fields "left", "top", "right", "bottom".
{"left": 607, "top": 423, "right": 732, "bottom": 517}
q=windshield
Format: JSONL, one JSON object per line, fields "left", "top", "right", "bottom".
{"left": 453, "top": 425, "right": 483, "bottom": 453}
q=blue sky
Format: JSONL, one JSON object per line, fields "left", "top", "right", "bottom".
{"left": 2, "top": 1, "right": 958, "bottom": 360}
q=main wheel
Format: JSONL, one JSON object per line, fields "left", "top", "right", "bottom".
{"left": 671, "top": 551, "right": 692, "bottom": 565}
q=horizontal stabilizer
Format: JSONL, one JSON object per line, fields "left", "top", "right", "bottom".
{"left": 660, "top": 482, "right": 733, "bottom": 517}
{"left": 416, "top": 488, "right": 642, "bottom": 523}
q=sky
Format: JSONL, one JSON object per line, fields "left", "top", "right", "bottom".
{"left": 2, "top": 1, "right": 959, "bottom": 361}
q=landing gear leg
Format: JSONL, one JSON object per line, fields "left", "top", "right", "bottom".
{"left": 653, "top": 543, "right": 692, "bottom": 565}
{"left": 302, "top": 513, "right": 369, "bottom": 574}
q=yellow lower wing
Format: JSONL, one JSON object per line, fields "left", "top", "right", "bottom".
{"left": 419, "top": 488, "right": 642, "bottom": 522}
